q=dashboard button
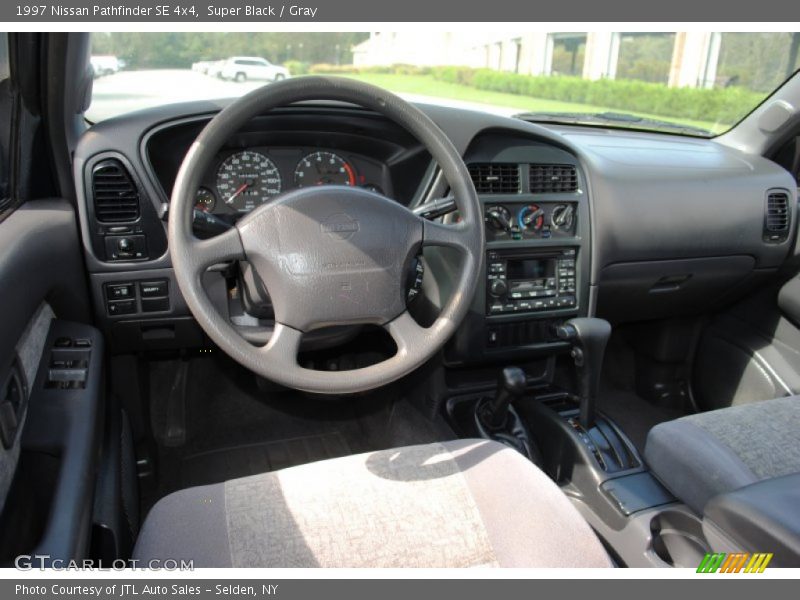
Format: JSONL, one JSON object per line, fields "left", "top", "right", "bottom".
{"left": 108, "top": 300, "right": 136, "bottom": 316}
{"left": 557, "top": 296, "right": 577, "bottom": 308}
{"left": 139, "top": 280, "right": 168, "bottom": 298}
{"left": 106, "top": 283, "right": 134, "bottom": 301}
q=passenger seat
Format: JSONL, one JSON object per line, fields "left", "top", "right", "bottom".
{"left": 645, "top": 396, "right": 800, "bottom": 564}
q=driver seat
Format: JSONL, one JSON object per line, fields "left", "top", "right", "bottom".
{"left": 133, "top": 439, "right": 610, "bottom": 568}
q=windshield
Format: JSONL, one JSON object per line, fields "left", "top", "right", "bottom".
{"left": 87, "top": 31, "right": 800, "bottom": 136}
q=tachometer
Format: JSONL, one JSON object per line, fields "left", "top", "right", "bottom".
{"left": 294, "top": 151, "right": 356, "bottom": 188}
{"left": 216, "top": 150, "right": 282, "bottom": 213}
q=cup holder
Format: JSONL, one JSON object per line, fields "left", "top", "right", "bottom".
{"left": 650, "top": 509, "right": 710, "bottom": 567}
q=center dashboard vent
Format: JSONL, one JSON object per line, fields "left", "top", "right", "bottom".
{"left": 764, "top": 190, "right": 790, "bottom": 242}
{"left": 468, "top": 163, "right": 521, "bottom": 194}
{"left": 91, "top": 159, "right": 141, "bottom": 223}
{"left": 529, "top": 164, "right": 578, "bottom": 193}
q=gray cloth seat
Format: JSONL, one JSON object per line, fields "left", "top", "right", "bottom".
{"left": 133, "top": 439, "right": 610, "bottom": 568}
{"left": 645, "top": 395, "right": 800, "bottom": 514}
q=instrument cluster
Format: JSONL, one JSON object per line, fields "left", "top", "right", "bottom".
{"left": 194, "top": 147, "right": 388, "bottom": 215}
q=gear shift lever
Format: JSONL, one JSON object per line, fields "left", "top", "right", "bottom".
{"left": 555, "top": 318, "right": 611, "bottom": 429}
{"left": 474, "top": 367, "right": 541, "bottom": 464}
{"left": 480, "top": 367, "right": 527, "bottom": 429}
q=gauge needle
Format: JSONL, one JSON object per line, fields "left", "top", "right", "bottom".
{"left": 225, "top": 183, "right": 249, "bottom": 204}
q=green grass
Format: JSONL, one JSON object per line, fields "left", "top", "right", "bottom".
{"left": 342, "top": 73, "right": 724, "bottom": 134}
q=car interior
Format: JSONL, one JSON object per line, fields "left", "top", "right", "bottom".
{"left": 1, "top": 32, "right": 800, "bottom": 569}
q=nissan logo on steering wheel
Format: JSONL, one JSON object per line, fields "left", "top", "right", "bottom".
{"left": 320, "top": 213, "right": 360, "bottom": 240}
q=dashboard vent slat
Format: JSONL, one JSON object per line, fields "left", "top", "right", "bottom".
{"left": 468, "top": 163, "right": 521, "bottom": 194}
{"left": 764, "top": 191, "right": 790, "bottom": 243}
{"left": 91, "top": 159, "right": 141, "bottom": 223}
{"left": 529, "top": 164, "right": 578, "bottom": 194}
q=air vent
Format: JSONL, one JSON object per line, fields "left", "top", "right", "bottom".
{"left": 764, "top": 191, "right": 790, "bottom": 242}
{"left": 529, "top": 164, "right": 578, "bottom": 193}
{"left": 91, "top": 159, "right": 140, "bottom": 223}
{"left": 468, "top": 163, "right": 521, "bottom": 194}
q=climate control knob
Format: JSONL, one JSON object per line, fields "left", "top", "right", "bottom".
{"left": 552, "top": 204, "right": 575, "bottom": 230}
{"left": 485, "top": 205, "right": 512, "bottom": 232}
{"left": 518, "top": 204, "right": 545, "bottom": 231}
{"left": 489, "top": 279, "right": 508, "bottom": 297}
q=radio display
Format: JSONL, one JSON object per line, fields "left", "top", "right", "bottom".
{"left": 506, "top": 258, "right": 555, "bottom": 281}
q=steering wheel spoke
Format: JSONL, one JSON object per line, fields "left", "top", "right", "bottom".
{"left": 385, "top": 311, "right": 429, "bottom": 356}
{"left": 421, "top": 218, "right": 473, "bottom": 253}
{"left": 186, "top": 227, "right": 246, "bottom": 275}
{"left": 258, "top": 321, "right": 303, "bottom": 368}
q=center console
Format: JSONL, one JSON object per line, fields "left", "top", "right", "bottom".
{"left": 434, "top": 133, "right": 591, "bottom": 366}
{"left": 442, "top": 169, "right": 590, "bottom": 365}
{"left": 486, "top": 249, "right": 578, "bottom": 315}
{"left": 436, "top": 140, "right": 690, "bottom": 567}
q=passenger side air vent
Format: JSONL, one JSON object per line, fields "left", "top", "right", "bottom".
{"left": 529, "top": 164, "right": 579, "bottom": 193}
{"left": 468, "top": 163, "right": 521, "bottom": 194}
{"left": 91, "top": 159, "right": 141, "bottom": 223}
{"left": 764, "top": 191, "right": 790, "bottom": 243}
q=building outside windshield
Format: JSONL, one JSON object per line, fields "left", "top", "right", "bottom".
{"left": 88, "top": 31, "right": 800, "bottom": 137}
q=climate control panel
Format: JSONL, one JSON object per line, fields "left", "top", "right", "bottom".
{"left": 486, "top": 249, "right": 578, "bottom": 315}
{"left": 484, "top": 202, "right": 576, "bottom": 241}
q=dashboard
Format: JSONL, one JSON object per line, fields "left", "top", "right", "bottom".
{"left": 194, "top": 146, "right": 388, "bottom": 216}
{"left": 72, "top": 97, "right": 799, "bottom": 365}
{"left": 142, "top": 107, "right": 431, "bottom": 217}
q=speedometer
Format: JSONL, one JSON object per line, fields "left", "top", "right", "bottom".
{"left": 294, "top": 151, "right": 356, "bottom": 188}
{"left": 216, "top": 151, "right": 282, "bottom": 213}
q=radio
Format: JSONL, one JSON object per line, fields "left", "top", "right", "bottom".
{"left": 486, "top": 249, "right": 577, "bottom": 315}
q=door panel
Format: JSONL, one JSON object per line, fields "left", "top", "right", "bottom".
{"left": 693, "top": 273, "right": 800, "bottom": 409}
{"left": 0, "top": 199, "right": 92, "bottom": 560}
{"left": 0, "top": 201, "right": 89, "bottom": 374}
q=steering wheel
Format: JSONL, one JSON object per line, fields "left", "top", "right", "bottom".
{"left": 168, "top": 77, "right": 483, "bottom": 394}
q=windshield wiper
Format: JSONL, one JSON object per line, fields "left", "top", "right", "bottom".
{"left": 514, "top": 111, "right": 713, "bottom": 137}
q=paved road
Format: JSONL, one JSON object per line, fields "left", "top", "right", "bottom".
{"left": 88, "top": 69, "right": 518, "bottom": 122}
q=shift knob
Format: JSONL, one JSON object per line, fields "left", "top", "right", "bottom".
{"left": 556, "top": 318, "right": 611, "bottom": 428}
{"left": 483, "top": 366, "right": 526, "bottom": 429}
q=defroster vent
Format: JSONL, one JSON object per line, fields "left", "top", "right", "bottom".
{"left": 468, "top": 163, "right": 521, "bottom": 194}
{"left": 91, "top": 159, "right": 141, "bottom": 223}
